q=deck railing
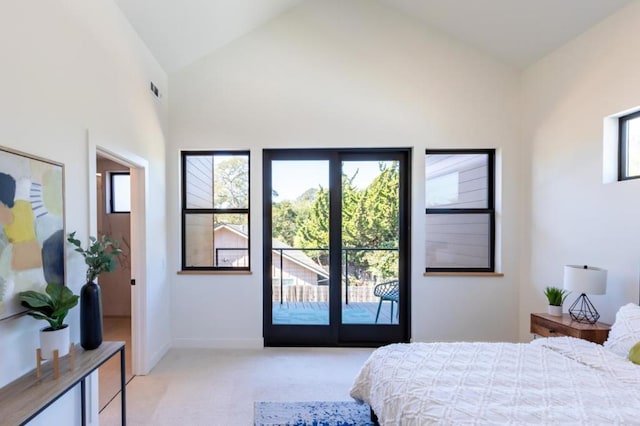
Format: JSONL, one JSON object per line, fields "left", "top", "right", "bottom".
{"left": 272, "top": 247, "right": 398, "bottom": 304}
{"left": 272, "top": 283, "right": 384, "bottom": 303}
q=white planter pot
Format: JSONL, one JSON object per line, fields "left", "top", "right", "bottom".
{"left": 547, "top": 305, "right": 563, "bottom": 317}
{"left": 40, "top": 325, "right": 70, "bottom": 359}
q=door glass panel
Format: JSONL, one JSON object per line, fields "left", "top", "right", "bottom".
{"left": 271, "top": 160, "right": 330, "bottom": 325}
{"left": 341, "top": 161, "right": 399, "bottom": 324}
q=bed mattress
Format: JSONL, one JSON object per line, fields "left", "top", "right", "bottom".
{"left": 350, "top": 337, "right": 640, "bottom": 425}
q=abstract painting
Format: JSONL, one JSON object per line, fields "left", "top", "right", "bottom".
{"left": 0, "top": 147, "right": 64, "bottom": 321}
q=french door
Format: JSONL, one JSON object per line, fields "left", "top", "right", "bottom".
{"left": 263, "top": 148, "right": 411, "bottom": 346}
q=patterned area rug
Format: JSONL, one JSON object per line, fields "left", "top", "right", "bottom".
{"left": 254, "top": 400, "right": 375, "bottom": 426}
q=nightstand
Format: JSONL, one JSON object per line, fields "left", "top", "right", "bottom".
{"left": 530, "top": 313, "right": 611, "bottom": 344}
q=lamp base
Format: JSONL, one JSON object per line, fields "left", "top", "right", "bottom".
{"left": 568, "top": 293, "right": 600, "bottom": 324}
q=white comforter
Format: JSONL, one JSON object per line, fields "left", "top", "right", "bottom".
{"left": 350, "top": 337, "right": 640, "bottom": 425}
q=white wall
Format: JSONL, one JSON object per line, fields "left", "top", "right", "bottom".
{"left": 520, "top": 1, "right": 640, "bottom": 339}
{"left": 169, "top": 0, "right": 522, "bottom": 346}
{"left": 0, "top": 0, "right": 170, "bottom": 423}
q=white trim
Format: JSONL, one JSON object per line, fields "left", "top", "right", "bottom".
{"left": 147, "top": 341, "right": 172, "bottom": 372}
{"left": 85, "top": 133, "right": 99, "bottom": 426}
{"left": 173, "top": 337, "right": 264, "bottom": 349}
{"left": 603, "top": 115, "right": 620, "bottom": 183}
{"left": 90, "top": 133, "right": 150, "bottom": 377}
{"left": 86, "top": 374, "right": 98, "bottom": 426}
{"left": 130, "top": 165, "right": 149, "bottom": 374}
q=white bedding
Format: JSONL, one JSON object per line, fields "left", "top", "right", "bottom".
{"left": 350, "top": 337, "right": 640, "bottom": 425}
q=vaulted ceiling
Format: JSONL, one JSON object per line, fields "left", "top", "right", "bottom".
{"left": 114, "top": 0, "right": 632, "bottom": 74}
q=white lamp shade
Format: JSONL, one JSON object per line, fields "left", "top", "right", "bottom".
{"left": 563, "top": 265, "right": 607, "bottom": 295}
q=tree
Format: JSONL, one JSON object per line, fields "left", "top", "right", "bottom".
{"left": 213, "top": 157, "right": 249, "bottom": 227}
{"left": 271, "top": 161, "right": 400, "bottom": 281}
{"left": 213, "top": 157, "right": 248, "bottom": 209}
{"left": 271, "top": 201, "right": 297, "bottom": 246}
{"left": 294, "top": 186, "right": 329, "bottom": 265}
{"left": 272, "top": 188, "right": 318, "bottom": 246}
{"left": 359, "top": 162, "right": 399, "bottom": 246}
{"left": 339, "top": 162, "right": 399, "bottom": 281}
{"left": 359, "top": 162, "right": 399, "bottom": 279}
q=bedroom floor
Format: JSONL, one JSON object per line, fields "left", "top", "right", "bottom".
{"left": 99, "top": 346, "right": 374, "bottom": 425}
{"left": 99, "top": 316, "right": 134, "bottom": 410}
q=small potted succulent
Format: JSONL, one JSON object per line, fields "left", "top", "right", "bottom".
{"left": 544, "top": 286, "right": 569, "bottom": 316}
{"left": 19, "top": 283, "right": 79, "bottom": 359}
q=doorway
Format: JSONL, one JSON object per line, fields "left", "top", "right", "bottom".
{"left": 263, "top": 148, "right": 411, "bottom": 346}
{"left": 96, "top": 155, "right": 134, "bottom": 410}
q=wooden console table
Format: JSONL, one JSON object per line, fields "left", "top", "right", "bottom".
{"left": 0, "top": 341, "right": 126, "bottom": 425}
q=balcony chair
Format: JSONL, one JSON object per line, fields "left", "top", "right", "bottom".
{"left": 374, "top": 280, "right": 399, "bottom": 324}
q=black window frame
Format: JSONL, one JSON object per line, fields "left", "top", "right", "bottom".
{"left": 109, "top": 171, "right": 131, "bottom": 214}
{"left": 619, "top": 110, "right": 640, "bottom": 181}
{"left": 181, "top": 150, "right": 250, "bottom": 272}
{"left": 425, "top": 148, "right": 495, "bottom": 273}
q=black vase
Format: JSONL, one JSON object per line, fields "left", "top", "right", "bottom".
{"left": 80, "top": 281, "right": 103, "bottom": 350}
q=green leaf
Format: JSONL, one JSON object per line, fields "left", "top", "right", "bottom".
{"left": 19, "top": 291, "right": 52, "bottom": 309}
{"left": 67, "top": 231, "right": 122, "bottom": 283}
{"left": 18, "top": 283, "right": 78, "bottom": 330}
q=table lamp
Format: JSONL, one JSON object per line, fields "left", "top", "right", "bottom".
{"left": 563, "top": 264, "right": 607, "bottom": 324}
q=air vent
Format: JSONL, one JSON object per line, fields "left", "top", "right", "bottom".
{"left": 150, "top": 81, "right": 160, "bottom": 98}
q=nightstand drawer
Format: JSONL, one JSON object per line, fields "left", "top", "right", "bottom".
{"left": 531, "top": 316, "right": 574, "bottom": 338}
{"left": 530, "top": 313, "right": 610, "bottom": 345}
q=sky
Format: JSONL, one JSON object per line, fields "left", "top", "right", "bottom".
{"left": 272, "top": 160, "right": 389, "bottom": 201}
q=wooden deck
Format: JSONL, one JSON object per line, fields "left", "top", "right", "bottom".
{"left": 272, "top": 302, "right": 399, "bottom": 325}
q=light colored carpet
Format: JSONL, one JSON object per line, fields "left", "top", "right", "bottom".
{"left": 99, "top": 347, "right": 373, "bottom": 425}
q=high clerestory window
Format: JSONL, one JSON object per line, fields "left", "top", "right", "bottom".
{"left": 619, "top": 111, "right": 640, "bottom": 181}
{"left": 181, "top": 151, "right": 250, "bottom": 271}
{"left": 425, "top": 149, "right": 495, "bottom": 272}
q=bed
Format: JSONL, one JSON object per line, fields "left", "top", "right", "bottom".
{"left": 350, "top": 303, "right": 640, "bottom": 425}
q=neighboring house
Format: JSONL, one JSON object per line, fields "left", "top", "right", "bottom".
{"left": 214, "top": 224, "right": 329, "bottom": 287}
{"left": 215, "top": 224, "right": 330, "bottom": 303}
{"left": 210, "top": 224, "right": 250, "bottom": 267}
{"left": 425, "top": 153, "right": 490, "bottom": 269}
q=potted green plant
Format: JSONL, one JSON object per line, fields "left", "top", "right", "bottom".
{"left": 67, "top": 231, "right": 122, "bottom": 350}
{"left": 544, "top": 286, "right": 569, "bottom": 316}
{"left": 19, "top": 283, "right": 79, "bottom": 359}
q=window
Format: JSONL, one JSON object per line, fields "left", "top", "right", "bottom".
{"left": 181, "top": 151, "right": 250, "bottom": 271}
{"left": 109, "top": 172, "right": 130, "bottom": 213}
{"left": 619, "top": 111, "right": 640, "bottom": 180}
{"left": 425, "top": 149, "right": 495, "bottom": 272}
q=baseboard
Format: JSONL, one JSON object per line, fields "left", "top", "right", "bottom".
{"left": 172, "top": 337, "right": 264, "bottom": 349}
{"left": 138, "top": 340, "right": 171, "bottom": 375}
{"left": 151, "top": 340, "right": 171, "bottom": 367}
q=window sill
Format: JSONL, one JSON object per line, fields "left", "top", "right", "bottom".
{"left": 424, "top": 272, "right": 504, "bottom": 277}
{"left": 177, "top": 270, "right": 252, "bottom": 275}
